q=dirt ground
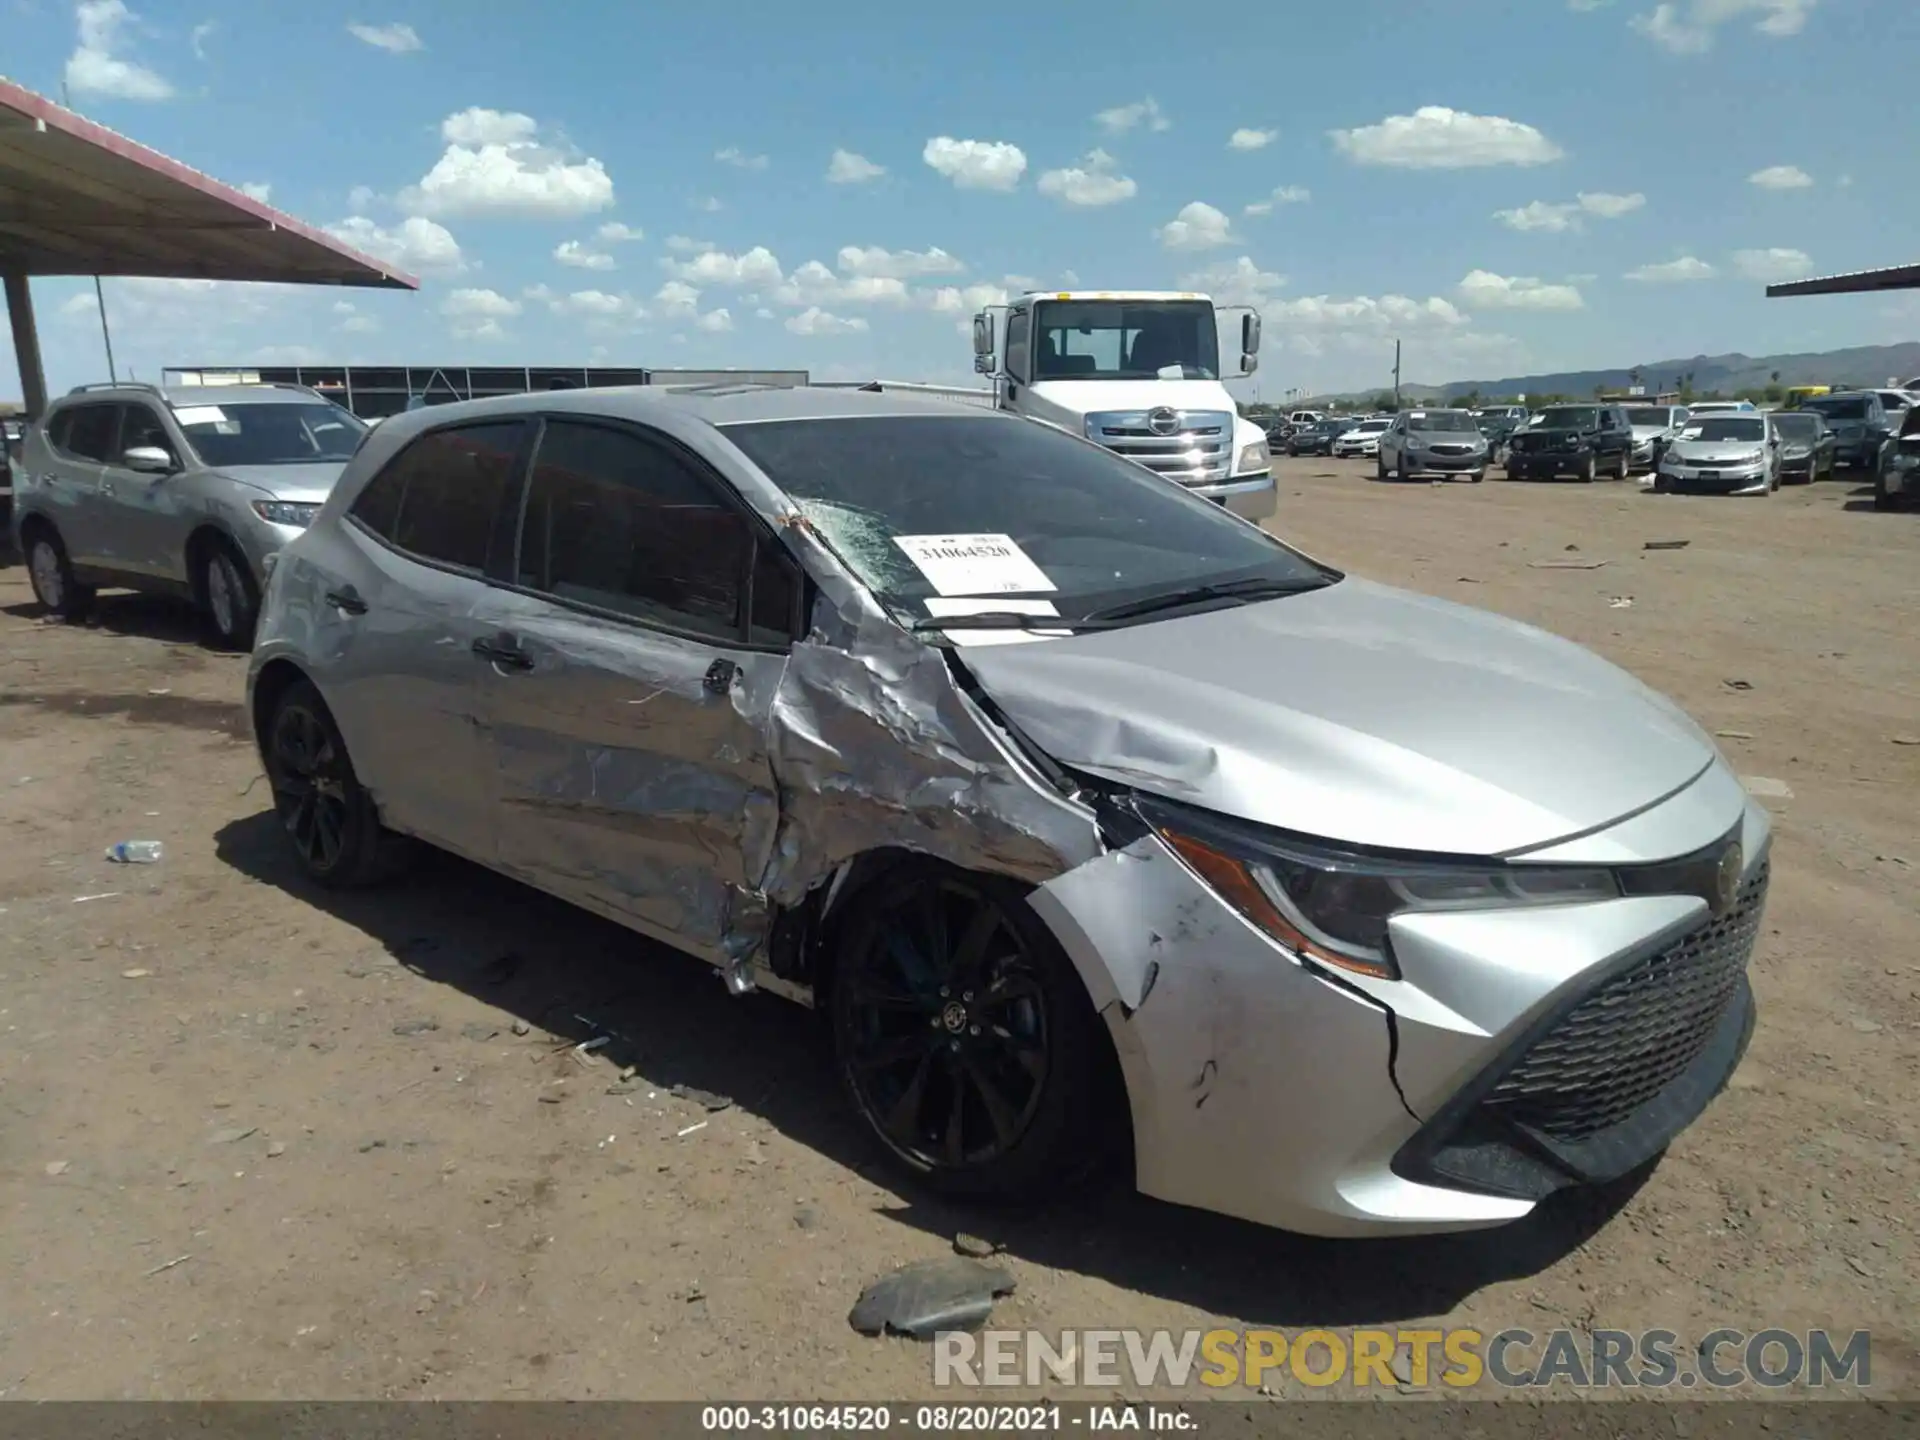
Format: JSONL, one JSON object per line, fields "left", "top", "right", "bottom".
{"left": 1, "top": 458, "right": 1915, "bottom": 1404}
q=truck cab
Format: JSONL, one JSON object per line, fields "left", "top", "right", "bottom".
{"left": 970, "top": 291, "right": 1276, "bottom": 521}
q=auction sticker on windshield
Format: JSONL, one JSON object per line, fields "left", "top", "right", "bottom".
{"left": 893, "top": 534, "right": 1056, "bottom": 596}
{"left": 173, "top": 406, "right": 228, "bottom": 425}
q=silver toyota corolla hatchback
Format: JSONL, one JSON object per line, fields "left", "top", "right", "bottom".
{"left": 247, "top": 386, "right": 1770, "bottom": 1237}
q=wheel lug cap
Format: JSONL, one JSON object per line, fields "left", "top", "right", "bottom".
{"left": 969, "top": 1025, "right": 980, "bottom": 1036}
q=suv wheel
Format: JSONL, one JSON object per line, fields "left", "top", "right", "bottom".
{"left": 1616, "top": 451, "right": 1633, "bottom": 480}
{"left": 24, "top": 526, "right": 95, "bottom": 619}
{"left": 828, "top": 861, "right": 1119, "bottom": 1201}
{"left": 1579, "top": 454, "right": 1598, "bottom": 483}
{"left": 199, "top": 539, "right": 260, "bottom": 650}
{"left": 1873, "top": 472, "right": 1897, "bottom": 511}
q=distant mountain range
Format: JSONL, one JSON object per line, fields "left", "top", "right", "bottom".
{"left": 1312, "top": 343, "right": 1920, "bottom": 404}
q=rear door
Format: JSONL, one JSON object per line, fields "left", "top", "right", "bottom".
{"left": 468, "top": 416, "right": 795, "bottom": 958}
{"left": 42, "top": 402, "right": 121, "bottom": 569}
{"left": 316, "top": 420, "right": 530, "bottom": 858}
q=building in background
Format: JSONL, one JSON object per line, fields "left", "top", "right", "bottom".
{"left": 163, "top": 365, "right": 810, "bottom": 420}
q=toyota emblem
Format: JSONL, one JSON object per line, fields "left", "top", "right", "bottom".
{"left": 1712, "top": 841, "right": 1744, "bottom": 916}
{"left": 1147, "top": 407, "right": 1181, "bottom": 436}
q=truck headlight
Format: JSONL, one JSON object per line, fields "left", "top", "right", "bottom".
{"left": 1236, "top": 439, "right": 1270, "bottom": 473}
{"left": 1141, "top": 798, "right": 1619, "bottom": 981}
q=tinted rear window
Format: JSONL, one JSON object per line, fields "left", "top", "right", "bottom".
{"left": 1806, "top": 397, "right": 1869, "bottom": 420}
{"left": 369, "top": 422, "right": 524, "bottom": 572}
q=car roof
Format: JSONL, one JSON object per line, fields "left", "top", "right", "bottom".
{"left": 366, "top": 382, "right": 1004, "bottom": 431}
{"left": 54, "top": 384, "right": 322, "bottom": 409}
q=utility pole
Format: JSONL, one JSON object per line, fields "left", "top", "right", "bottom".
{"left": 1392, "top": 338, "right": 1402, "bottom": 411}
{"left": 60, "top": 80, "right": 118, "bottom": 382}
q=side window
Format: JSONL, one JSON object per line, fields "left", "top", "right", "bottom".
{"left": 44, "top": 408, "right": 74, "bottom": 453}
{"left": 63, "top": 403, "right": 121, "bottom": 462}
{"left": 1004, "top": 309, "right": 1031, "bottom": 384}
{"left": 349, "top": 458, "right": 407, "bottom": 540}
{"left": 373, "top": 422, "right": 524, "bottom": 571}
{"left": 119, "top": 406, "right": 176, "bottom": 463}
{"left": 517, "top": 419, "right": 752, "bottom": 642}
{"left": 748, "top": 540, "right": 800, "bottom": 645}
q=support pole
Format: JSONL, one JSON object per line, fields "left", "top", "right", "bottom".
{"left": 5, "top": 272, "right": 49, "bottom": 418}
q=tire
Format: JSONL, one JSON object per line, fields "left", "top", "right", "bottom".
{"left": 1375, "top": 453, "right": 1388, "bottom": 480}
{"left": 1874, "top": 473, "right": 1896, "bottom": 511}
{"left": 23, "top": 525, "right": 95, "bottom": 619}
{"left": 1652, "top": 475, "right": 1671, "bottom": 494}
{"left": 1396, "top": 453, "right": 1413, "bottom": 483}
{"left": 198, "top": 538, "right": 260, "bottom": 650}
{"left": 263, "top": 679, "right": 411, "bottom": 887}
{"left": 1579, "top": 454, "right": 1597, "bottom": 484}
{"left": 828, "top": 860, "right": 1119, "bottom": 1201}
{"left": 1469, "top": 469, "right": 1485, "bottom": 484}
{"left": 1616, "top": 450, "right": 1632, "bottom": 480}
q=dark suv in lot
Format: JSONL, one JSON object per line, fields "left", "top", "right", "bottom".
{"left": 1504, "top": 403, "right": 1635, "bottom": 481}
{"left": 1800, "top": 391, "right": 1896, "bottom": 473}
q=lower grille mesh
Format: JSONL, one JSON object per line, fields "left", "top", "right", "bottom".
{"left": 1484, "top": 860, "right": 1769, "bottom": 1142}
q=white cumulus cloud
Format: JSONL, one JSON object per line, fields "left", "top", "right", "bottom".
{"left": 1494, "top": 191, "right": 1645, "bottom": 230}
{"left": 1624, "top": 255, "right": 1717, "bottom": 281}
{"left": 1244, "top": 185, "right": 1310, "bottom": 216}
{"left": 1228, "top": 127, "right": 1278, "bottom": 151}
{"left": 925, "top": 283, "right": 1012, "bottom": 315}
{"left": 597, "top": 221, "right": 645, "bottom": 242}
{"left": 238, "top": 182, "right": 272, "bottom": 203}
{"left": 773, "top": 261, "right": 910, "bottom": 308}
{"left": 715, "top": 146, "right": 769, "bottom": 171}
{"left": 441, "top": 287, "right": 520, "bottom": 340}
{"left": 663, "top": 245, "right": 783, "bottom": 288}
{"left": 1036, "top": 149, "right": 1137, "bottom": 207}
{"left": 66, "top": 1, "right": 174, "bottom": 102}
{"left": 826, "top": 148, "right": 886, "bottom": 184}
{"left": 401, "top": 107, "right": 614, "bottom": 219}
{"left": 1732, "top": 247, "right": 1813, "bottom": 281}
{"left": 1632, "top": 0, "right": 1816, "bottom": 54}
{"left": 1176, "top": 257, "right": 1287, "bottom": 307}
{"left": 696, "top": 308, "right": 735, "bottom": 333}
{"left": 922, "top": 136, "right": 1028, "bottom": 191}
{"left": 1456, "top": 270, "right": 1585, "bottom": 310}
{"left": 1749, "top": 164, "right": 1813, "bottom": 189}
{"left": 1095, "top": 98, "right": 1169, "bottom": 134}
{"left": 346, "top": 20, "right": 422, "bottom": 52}
{"left": 786, "top": 307, "right": 868, "bottom": 336}
{"left": 554, "top": 240, "right": 615, "bottom": 271}
{"left": 1157, "top": 201, "right": 1235, "bottom": 251}
{"left": 654, "top": 281, "right": 701, "bottom": 311}
{"left": 836, "top": 246, "right": 965, "bottom": 279}
{"left": 1331, "top": 106, "right": 1563, "bottom": 168}
{"left": 325, "top": 215, "right": 466, "bottom": 275}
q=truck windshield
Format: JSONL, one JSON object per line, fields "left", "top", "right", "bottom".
{"left": 1030, "top": 300, "right": 1221, "bottom": 382}
{"left": 719, "top": 415, "right": 1330, "bottom": 626}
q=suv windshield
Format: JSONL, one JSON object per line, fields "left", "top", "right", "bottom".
{"left": 1405, "top": 411, "right": 1474, "bottom": 432}
{"left": 1535, "top": 406, "right": 1599, "bottom": 429}
{"left": 1625, "top": 408, "right": 1673, "bottom": 427}
{"left": 1030, "top": 300, "right": 1221, "bottom": 382}
{"left": 1351, "top": 419, "right": 1391, "bottom": 433}
{"left": 1680, "top": 418, "right": 1766, "bottom": 443}
{"left": 1805, "top": 396, "right": 1869, "bottom": 421}
{"left": 172, "top": 401, "right": 366, "bottom": 465}
{"left": 720, "top": 416, "right": 1331, "bottom": 625}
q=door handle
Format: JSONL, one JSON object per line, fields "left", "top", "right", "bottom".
{"left": 324, "top": 587, "right": 368, "bottom": 615}
{"left": 473, "top": 633, "right": 534, "bottom": 672}
{"left": 100, "top": 480, "right": 116, "bottom": 497}
{"left": 703, "top": 658, "right": 739, "bottom": 695}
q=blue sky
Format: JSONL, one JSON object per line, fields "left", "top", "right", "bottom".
{"left": 4, "top": 0, "right": 1916, "bottom": 400}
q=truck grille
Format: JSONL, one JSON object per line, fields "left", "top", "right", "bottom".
{"left": 1483, "top": 858, "right": 1769, "bottom": 1143}
{"left": 1087, "top": 408, "right": 1233, "bottom": 483}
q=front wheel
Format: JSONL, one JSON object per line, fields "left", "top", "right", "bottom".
{"left": 828, "top": 862, "right": 1118, "bottom": 1201}
{"left": 1579, "top": 454, "right": 1597, "bottom": 483}
{"left": 1874, "top": 474, "right": 1897, "bottom": 511}
{"left": 264, "top": 680, "right": 409, "bottom": 887}
{"left": 1375, "top": 453, "right": 1387, "bottom": 480}
{"left": 199, "top": 539, "right": 260, "bottom": 650}
{"left": 1616, "top": 451, "right": 1633, "bottom": 480}
{"left": 1469, "top": 469, "right": 1485, "bottom": 484}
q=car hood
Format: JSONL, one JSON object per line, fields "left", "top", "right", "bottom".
{"left": 959, "top": 577, "right": 1718, "bottom": 857}
{"left": 1513, "top": 427, "right": 1590, "bottom": 445}
{"left": 1629, "top": 424, "right": 1672, "bottom": 441}
{"left": 1665, "top": 439, "right": 1766, "bottom": 463}
{"left": 1405, "top": 430, "right": 1484, "bottom": 444}
{"left": 213, "top": 462, "right": 349, "bottom": 504}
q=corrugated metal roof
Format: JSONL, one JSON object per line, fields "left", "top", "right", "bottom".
{"left": 0, "top": 78, "right": 415, "bottom": 288}
{"left": 1766, "top": 263, "right": 1920, "bottom": 297}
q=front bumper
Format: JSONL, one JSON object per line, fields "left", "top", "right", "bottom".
{"left": 1332, "top": 441, "right": 1379, "bottom": 458}
{"left": 1185, "top": 470, "right": 1276, "bottom": 522}
{"left": 1507, "top": 447, "right": 1591, "bottom": 473}
{"left": 1884, "top": 458, "right": 1919, "bottom": 496}
{"left": 1028, "top": 769, "right": 1769, "bottom": 1237}
{"left": 1399, "top": 451, "right": 1488, "bottom": 476}
{"left": 1659, "top": 464, "right": 1769, "bottom": 494}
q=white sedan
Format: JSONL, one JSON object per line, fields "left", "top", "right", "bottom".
{"left": 1331, "top": 418, "right": 1393, "bottom": 458}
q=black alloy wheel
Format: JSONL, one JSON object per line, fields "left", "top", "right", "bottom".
{"left": 264, "top": 680, "right": 404, "bottom": 886}
{"left": 830, "top": 863, "right": 1114, "bottom": 1199}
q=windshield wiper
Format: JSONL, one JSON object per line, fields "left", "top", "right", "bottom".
{"left": 908, "top": 611, "right": 1111, "bottom": 634}
{"left": 1083, "top": 575, "right": 1334, "bottom": 624}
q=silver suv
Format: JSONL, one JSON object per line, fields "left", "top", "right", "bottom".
{"left": 11, "top": 382, "right": 367, "bottom": 647}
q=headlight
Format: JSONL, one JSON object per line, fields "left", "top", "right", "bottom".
{"left": 1083, "top": 417, "right": 1098, "bottom": 440}
{"left": 1142, "top": 800, "right": 1618, "bottom": 980}
{"left": 1236, "top": 439, "right": 1270, "bottom": 472}
{"left": 251, "top": 500, "right": 320, "bottom": 527}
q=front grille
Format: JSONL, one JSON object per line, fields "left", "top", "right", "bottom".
{"left": 1428, "top": 443, "right": 1475, "bottom": 456}
{"left": 1088, "top": 408, "right": 1233, "bottom": 482}
{"left": 1483, "top": 859, "right": 1769, "bottom": 1143}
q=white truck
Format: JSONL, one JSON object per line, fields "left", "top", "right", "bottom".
{"left": 964, "top": 290, "right": 1276, "bottom": 521}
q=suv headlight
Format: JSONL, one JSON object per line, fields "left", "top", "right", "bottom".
{"left": 1141, "top": 799, "right": 1618, "bottom": 980}
{"left": 1236, "top": 438, "right": 1270, "bottom": 473}
{"left": 252, "top": 500, "right": 320, "bottom": 528}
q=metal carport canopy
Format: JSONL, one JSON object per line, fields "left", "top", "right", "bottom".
{"left": 1766, "top": 263, "right": 1920, "bottom": 298}
{"left": 2, "top": 77, "right": 418, "bottom": 416}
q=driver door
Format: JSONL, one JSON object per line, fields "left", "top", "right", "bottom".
{"left": 102, "top": 402, "right": 192, "bottom": 584}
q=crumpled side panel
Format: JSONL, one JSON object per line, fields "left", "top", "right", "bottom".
{"left": 755, "top": 607, "right": 1104, "bottom": 910}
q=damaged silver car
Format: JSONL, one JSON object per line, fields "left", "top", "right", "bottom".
{"left": 246, "top": 386, "right": 1770, "bottom": 1237}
